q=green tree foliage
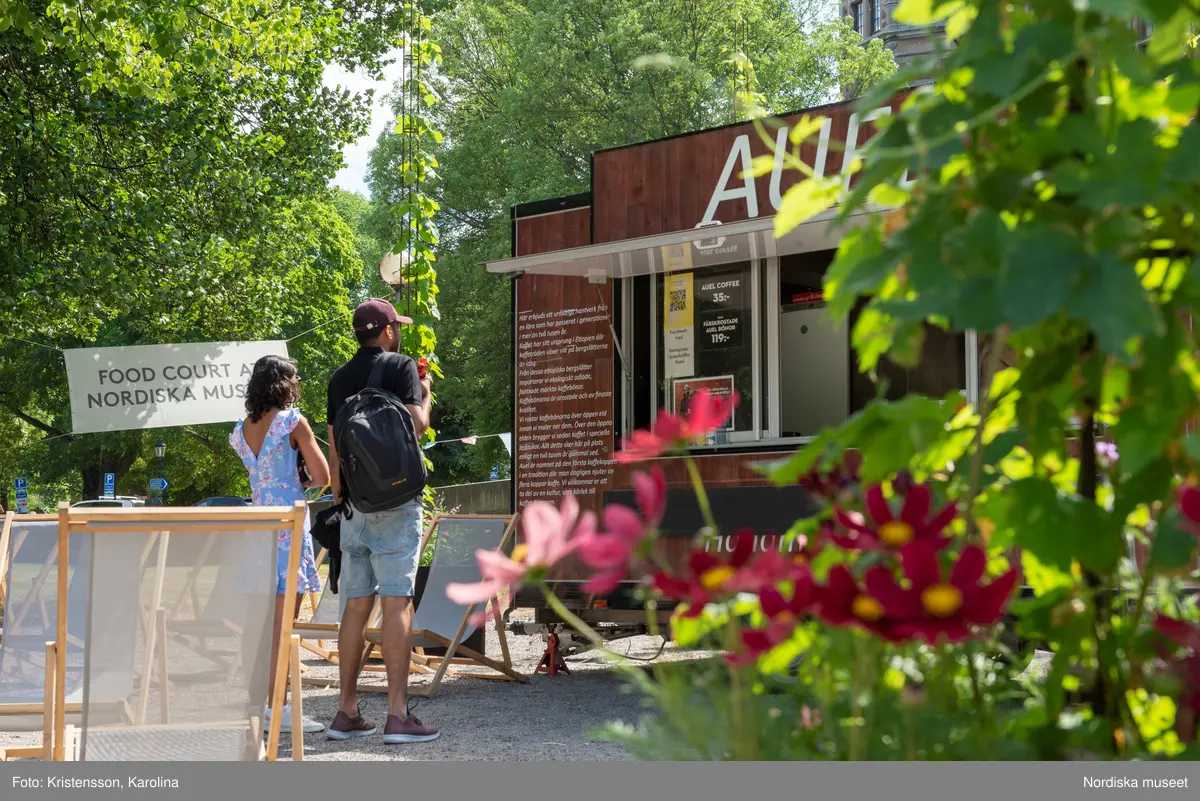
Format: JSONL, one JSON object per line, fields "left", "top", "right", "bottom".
{"left": 371, "top": 0, "right": 895, "bottom": 485}
{"left": 0, "top": 0, "right": 406, "bottom": 503}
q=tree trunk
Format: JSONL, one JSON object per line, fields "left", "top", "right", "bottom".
{"left": 79, "top": 448, "right": 141, "bottom": 500}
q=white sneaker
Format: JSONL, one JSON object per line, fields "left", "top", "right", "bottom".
{"left": 267, "top": 703, "right": 326, "bottom": 734}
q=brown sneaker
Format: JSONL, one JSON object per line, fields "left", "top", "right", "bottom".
{"left": 326, "top": 703, "right": 377, "bottom": 741}
{"left": 383, "top": 702, "right": 439, "bottom": 744}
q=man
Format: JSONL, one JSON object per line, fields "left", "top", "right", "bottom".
{"left": 325, "top": 298, "right": 439, "bottom": 743}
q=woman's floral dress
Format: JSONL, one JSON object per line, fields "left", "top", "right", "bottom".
{"left": 230, "top": 407, "right": 322, "bottom": 595}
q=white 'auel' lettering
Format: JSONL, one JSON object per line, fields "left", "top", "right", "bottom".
{"left": 701, "top": 134, "right": 757, "bottom": 226}
{"left": 702, "top": 102, "right": 914, "bottom": 224}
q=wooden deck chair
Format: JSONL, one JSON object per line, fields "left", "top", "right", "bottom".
{"left": 46, "top": 502, "right": 308, "bottom": 762}
{"left": 0, "top": 511, "right": 12, "bottom": 612}
{"left": 0, "top": 515, "right": 138, "bottom": 760}
{"left": 363, "top": 514, "right": 527, "bottom": 699}
{"left": 293, "top": 549, "right": 398, "bottom": 693}
{"left": 294, "top": 548, "right": 382, "bottom": 666}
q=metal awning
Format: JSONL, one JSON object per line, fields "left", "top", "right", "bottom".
{"left": 485, "top": 206, "right": 883, "bottom": 279}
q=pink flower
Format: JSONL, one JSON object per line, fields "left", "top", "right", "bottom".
{"left": 614, "top": 390, "right": 738, "bottom": 463}
{"left": 832, "top": 483, "right": 956, "bottom": 552}
{"left": 446, "top": 494, "right": 595, "bottom": 606}
{"left": 578, "top": 468, "right": 666, "bottom": 594}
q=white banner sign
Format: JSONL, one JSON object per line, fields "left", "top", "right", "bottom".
{"left": 64, "top": 340, "right": 290, "bottom": 434}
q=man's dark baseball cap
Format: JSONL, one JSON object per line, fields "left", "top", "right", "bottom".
{"left": 353, "top": 298, "right": 412, "bottom": 333}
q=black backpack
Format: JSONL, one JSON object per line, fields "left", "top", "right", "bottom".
{"left": 332, "top": 353, "right": 427, "bottom": 513}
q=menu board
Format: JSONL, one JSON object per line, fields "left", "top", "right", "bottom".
{"left": 695, "top": 272, "right": 745, "bottom": 350}
{"left": 515, "top": 277, "right": 615, "bottom": 508}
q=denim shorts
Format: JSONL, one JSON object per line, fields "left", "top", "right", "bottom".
{"left": 339, "top": 500, "right": 423, "bottom": 599}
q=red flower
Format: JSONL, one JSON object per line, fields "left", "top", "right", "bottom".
{"left": 865, "top": 543, "right": 1018, "bottom": 645}
{"left": 798, "top": 462, "right": 859, "bottom": 501}
{"left": 614, "top": 390, "right": 739, "bottom": 463}
{"left": 743, "top": 529, "right": 826, "bottom": 586}
{"left": 579, "top": 468, "right": 666, "bottom": 594}
{"left": 652, "top": 529, "right": 758, "bottom": 617}
{"left": 832, "top": 483, "right": 956, "bottom": 552}
{"left": 733, "top": 571, "right": 817, "bottom": 664}
{"left": 816, "top": 564, "right": 908, "bottom": 642}
{"left": 1153, "top": 615, "right": 1200, "bottom": 742}
{"left": 1178, "top": 486, "right": 1200, "bottom": 536}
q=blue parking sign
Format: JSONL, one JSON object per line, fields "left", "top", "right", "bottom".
{"left": 103, "top": 473, "right": 115, "bottom": 497}
{"left": 14, "top": 477, "right": 28, "bottom": 513}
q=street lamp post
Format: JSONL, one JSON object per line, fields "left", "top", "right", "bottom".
{"left": 154, "top": 438, "right": 166, "bottom": 506}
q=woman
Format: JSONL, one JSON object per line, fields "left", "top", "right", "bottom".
{"left": 230, "top": 355, "right": 330, "bottom": 735}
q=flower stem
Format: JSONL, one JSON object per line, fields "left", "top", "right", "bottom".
{"left": 965, "top": 326, "right": 1009, "bottom": 544}
{"left": 726, "top": 613, "right": 754, "bottom": 760}
{"left": 850, "top": 635, "right": 865, "bottom": 760}
{"left": 1123, "top": 535, "right": 1155, "bottom": 656}
{"left": 686, "top": 457, "right": 719, "bottom": 538}
{"left": 966, "top": 644, "right": 992, "bottom": 741}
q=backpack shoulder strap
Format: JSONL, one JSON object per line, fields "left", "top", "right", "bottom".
{"left": 367, "top": 352, "right": 392, "bottom": 389}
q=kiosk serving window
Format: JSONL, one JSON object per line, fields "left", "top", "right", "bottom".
{"left": 654, "top": 262, "right": 756, "bottom": 438}
{"left": 771, "top": 250, "right": 968, "bottom": 441}
{"left": 621, "top": 250, "right": 971, "bottom": 451}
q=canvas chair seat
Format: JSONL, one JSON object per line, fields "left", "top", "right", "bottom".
{"left": 160, "top": 535, "right": 254, "bottom": 675}
{"left": 75, "top": 722, "right": 263, "bottom": 761}
{"left": 0, "top": 516, "right": 138, "bottom": 739}
{"left": 47, "top": 503, "right": 310, "bottom": 762}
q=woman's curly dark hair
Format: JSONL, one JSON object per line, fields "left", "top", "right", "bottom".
{"left": 245, "top": 355, "right": 300, "bottom": 422}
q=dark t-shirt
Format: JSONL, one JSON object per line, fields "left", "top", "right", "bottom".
{"left": 326, "top": 346, "right": 422, "bottom": 428}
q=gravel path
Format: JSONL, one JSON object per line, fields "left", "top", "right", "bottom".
{"left": 280, "top": 616, "right": 691, "bottom": 761}
{"left": 0, "top": 610, "right": 699, "bottom": 761}
{"left": 1, "top": 610, "right": 1054, "bottom": 762}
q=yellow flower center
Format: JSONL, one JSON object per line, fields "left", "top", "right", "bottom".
{"left": 774, "top": 610, "right": 797, "bottom": 626}
{"left": 700, "top": 565, "right": 737, "bottom": 591}
{"left": 510, "top": 544, "right": 529, "bottom": 564}
{"left": 920, "top": 584, "right": 963, "bottom": 618}
{"left": 851, "top": 595, "right": 885, "bottom": 622}
{"left": 878, "top": 521, "right": 916, "bottom": 547}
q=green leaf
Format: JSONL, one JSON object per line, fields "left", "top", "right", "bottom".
{"left": 1021, "top": 551, "right": 1076, "bottom": 596}
{"left": 1065, "top": 255, "right": 1160, "bottom": 357}
{"left": 1010, "top": 482, "right": 1121, "bottom": 573}
{"left": 1148, "top": 508, "right": 1200, "bottom": 572}
{"left": 1148, "top": 7, "right": 1196, "bottom": 64}
{"left": 1000, "top": 226, "right": 1081, "bottom": 328}
{"left": 774, "top": 176, "right": 841, "bottom": 237}
{"left": 893, "top": 0, "right": 964, "bottom": 26}
{"left": 758, "top": 625, "right": 814, "bottom": 675}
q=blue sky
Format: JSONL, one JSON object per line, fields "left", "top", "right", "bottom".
{"left": 324, "top": 53, "right": 406, "bottom": 198}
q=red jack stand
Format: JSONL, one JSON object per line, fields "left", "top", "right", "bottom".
{"left": 535, "top": 632, "right": 570, "bottom": 677}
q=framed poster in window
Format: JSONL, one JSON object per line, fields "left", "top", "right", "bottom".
{"left": 672, "top": 375, "right": 736, "bottom": 433}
